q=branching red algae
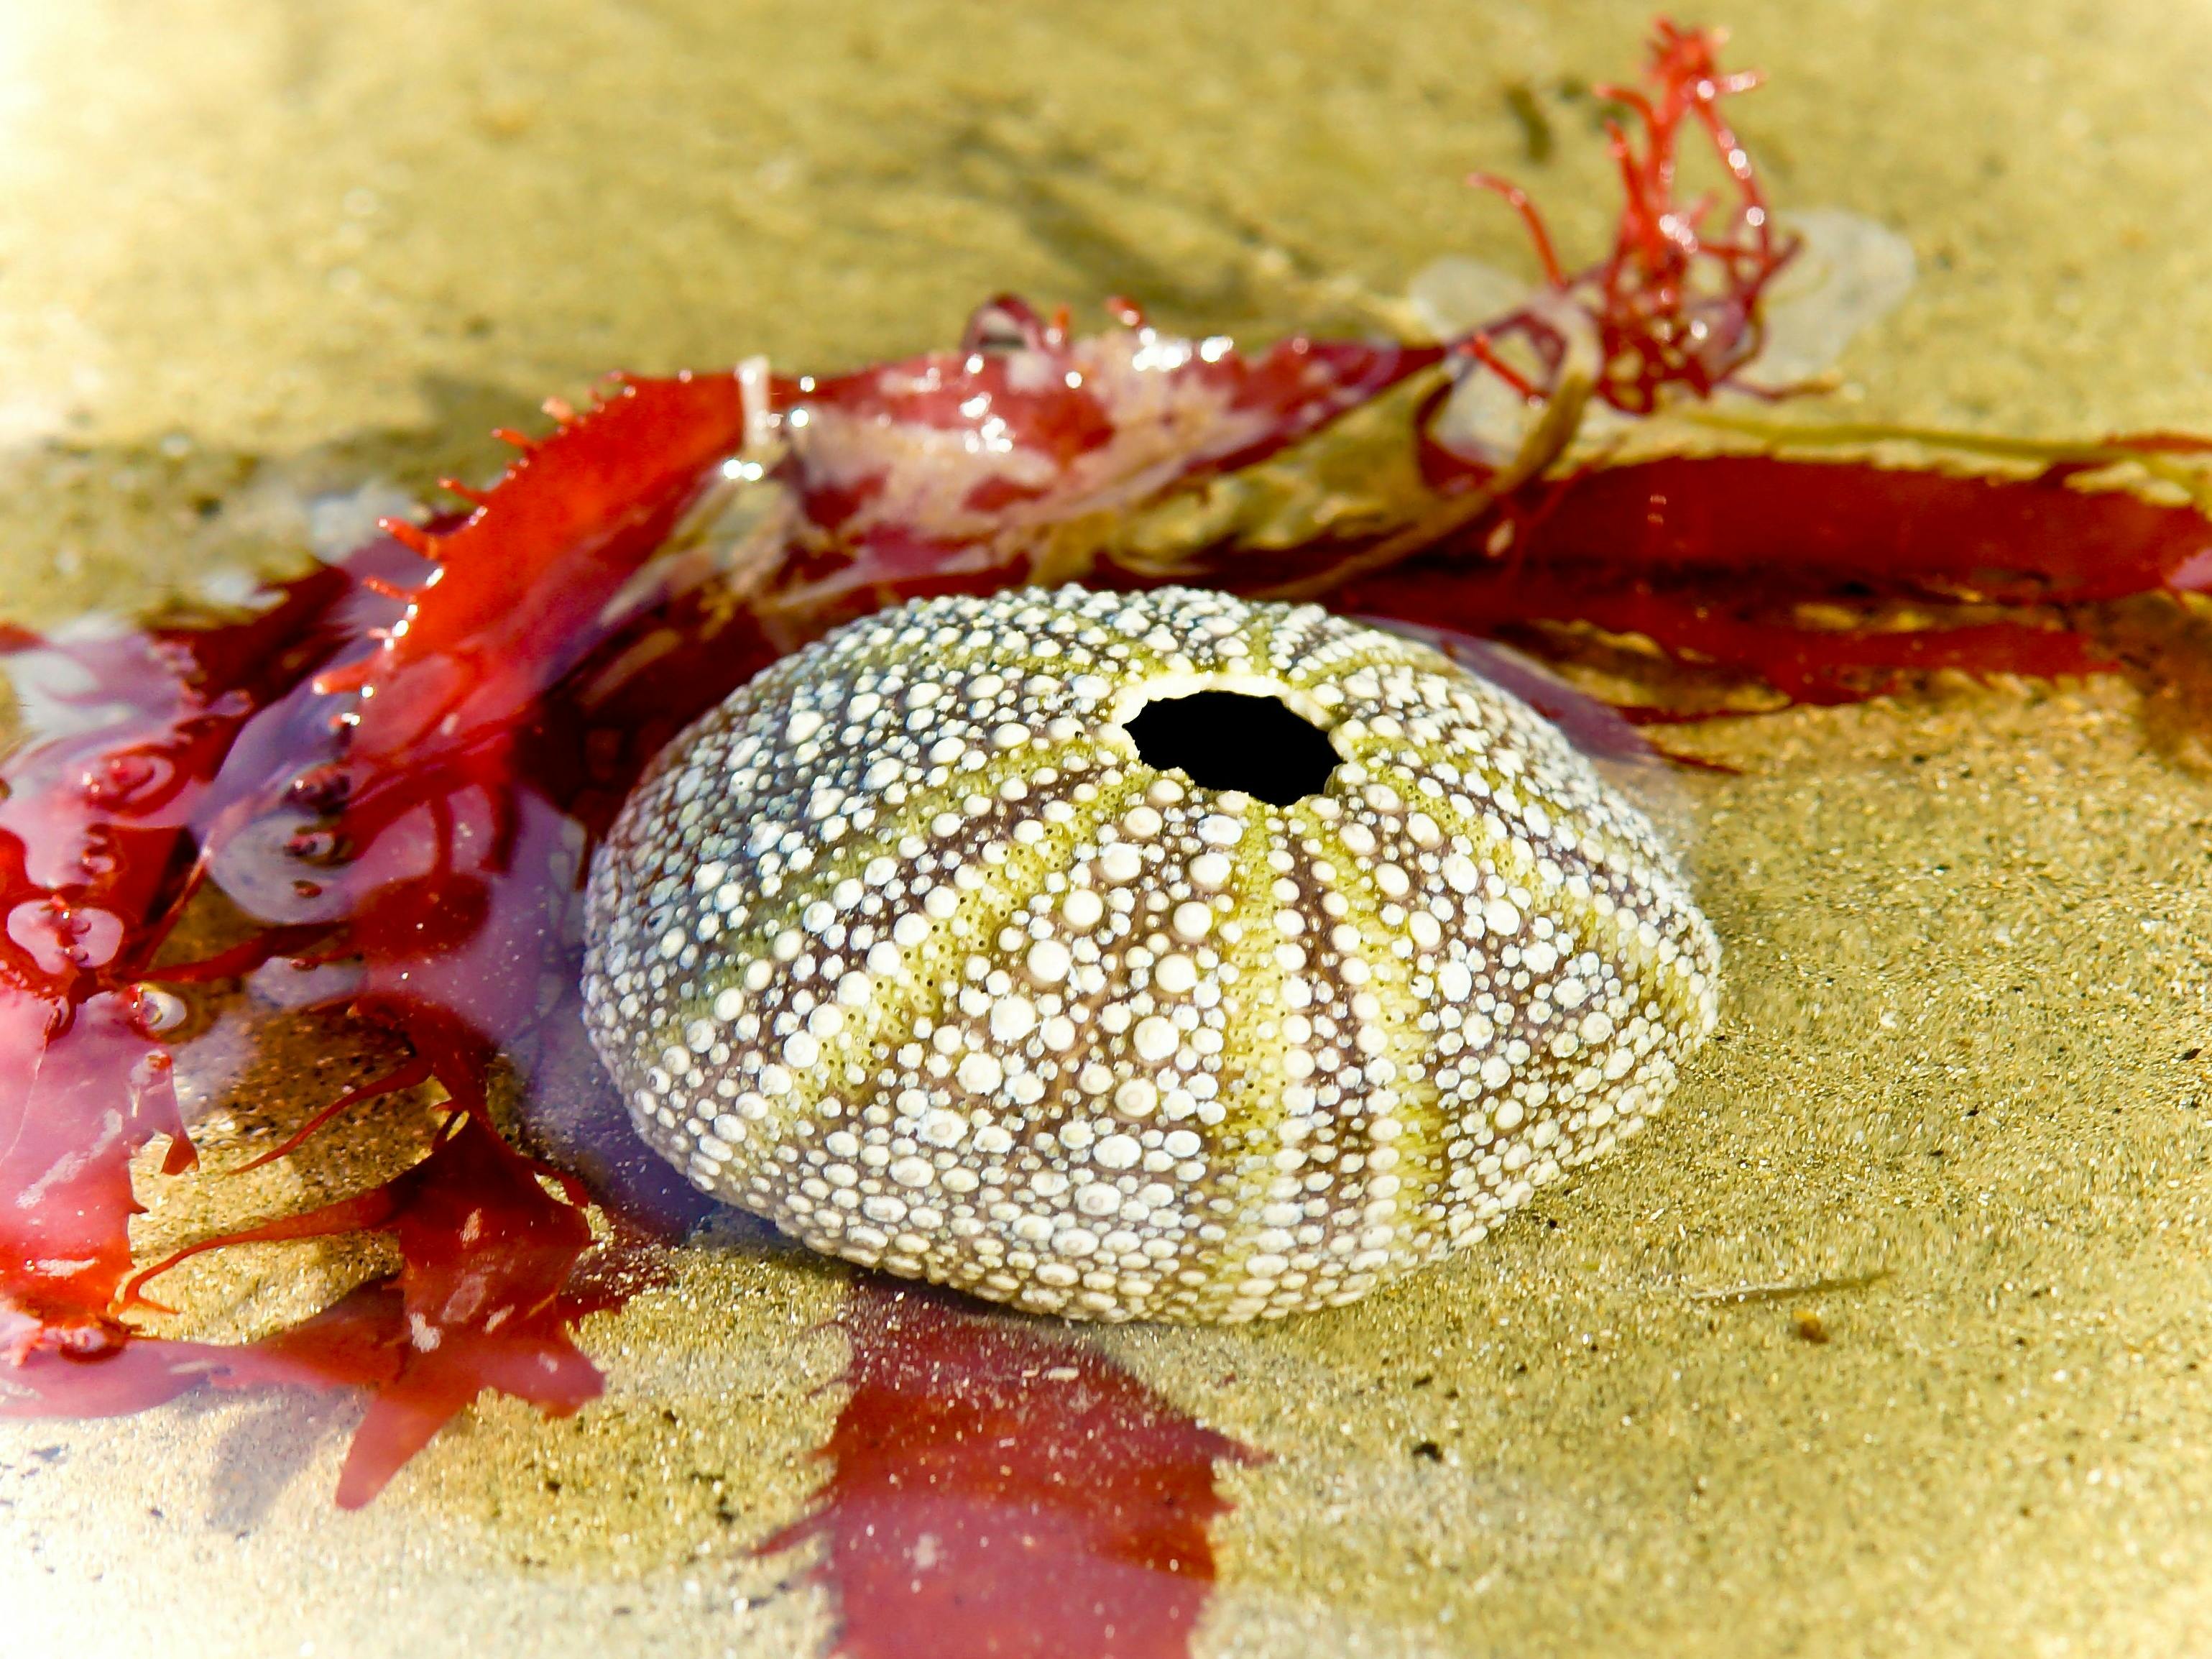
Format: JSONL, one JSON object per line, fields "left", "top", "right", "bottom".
{"left": 1460, "top": 17, "right": 1790, "bottom": 423}
{"left": 13, "top": 1116, "right": 608, "bottom": 1509}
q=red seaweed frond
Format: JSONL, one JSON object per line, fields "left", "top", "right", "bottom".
{"left": 0, "top": 534, "right": 632, "bottom": 1504}
{"left": 315, "top": 372, "right": 750, "bottom": 783}
{"left": 1335, "top": 451, "right": 2212, "bottom": 710}
{"left": 15, "top": 1115, "right": 610, "bottom": 1509}
{"left": 748, "top": 304, "right": 1444, "bottom": 627}
{"left": 0, "top": 564, "right": 365, "bottom": 1340}
{"left": 761, "top": 1282, "right": 1261, "bottom": 1659}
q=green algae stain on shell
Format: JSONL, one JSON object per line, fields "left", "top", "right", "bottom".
{"left": 582, "top": 587, "right": 1719, "bottom": 1323}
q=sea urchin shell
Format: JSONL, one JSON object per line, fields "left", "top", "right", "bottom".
{"left": 582, "top": 586, "right": 1719, "bottom": 1322}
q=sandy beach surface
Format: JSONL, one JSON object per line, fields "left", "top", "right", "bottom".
{"left": 4, "top": 3, "right": 2211, "bottom": 1655}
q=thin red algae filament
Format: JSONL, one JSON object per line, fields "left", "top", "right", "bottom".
{"left": 1463, "top": 20, "right": 1787, "bottom": 421}
{"left": 1249, "top": 18, "right": 1799, "bottom": 604}
{"left": 762, "top": 1282, "right": 1261, "bottom": 1659}
{"left": 1, "top": 14, "right": 2209, "bottom": 1556}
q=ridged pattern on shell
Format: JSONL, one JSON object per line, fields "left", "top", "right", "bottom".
{"left": 583, "top": 586, "right": 1719, "bottom": 1322}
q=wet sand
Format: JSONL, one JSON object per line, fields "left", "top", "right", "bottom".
{"left": 4, "top": 2, "right": 2212, "bottom": 1655}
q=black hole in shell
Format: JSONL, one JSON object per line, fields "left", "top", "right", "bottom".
{"left": 1124, "top": 691, "right": 1340, "bottom": 806}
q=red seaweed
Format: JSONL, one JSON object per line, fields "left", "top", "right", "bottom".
{"left": 1337, "top": 454, "right": 2212, "bottom": 704}
{"left": 7, "top": 1116, "right": 611, "bottom": 1509}
{"left": 315, "top": 372, "right": 749, "bottom": 788}
{"left": 0, "top": 559, "right": 364, "bottom": 1355}
{"left": 755, "top": 296, "right": 1444, "bottom": 619}
{"left": 1457, "top": 18, "right": 1791, "bottom": 426}
{"left": 1501, "top": 453, "right": 2212, "bottom": 603}
{"left": 762, "top": 1282, "right": 1261, "bottom": 1659}
{"left": 0, "top": 536, "right": 630, "bottom": 1502}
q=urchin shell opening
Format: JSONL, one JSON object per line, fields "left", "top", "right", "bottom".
{"left": 1122, "top": 688, "right": 1341, "bottom": 806}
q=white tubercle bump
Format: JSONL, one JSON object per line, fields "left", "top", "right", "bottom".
{"left": 582, "top": 585, "right": 1720, "bottom": 1323}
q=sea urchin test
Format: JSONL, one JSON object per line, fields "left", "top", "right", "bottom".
{"left": 583, "top": 586, "right": 1720, "bottom": 1322}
